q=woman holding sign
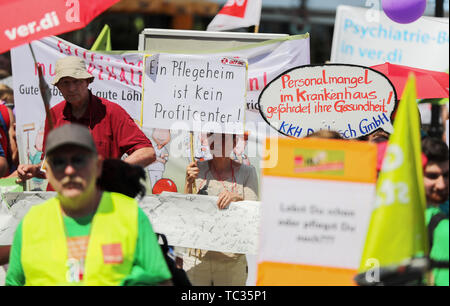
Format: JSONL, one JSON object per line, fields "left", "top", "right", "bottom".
{"left": 183, "top": 133, "right": 259, "bottom": 286}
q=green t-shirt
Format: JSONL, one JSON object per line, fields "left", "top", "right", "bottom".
{"left": 426, "top": 206, "right": 449, "bottom": 286}
{"left": 5, "top": 204, "right": 171, "bottom": 286}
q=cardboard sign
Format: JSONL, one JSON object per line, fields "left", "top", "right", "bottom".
{"left": 257, "top": 138, "right": 377, "bottom": 285}
{"left": 258, "top": 64, "right": 397, "bottom": 139}
{"left": 331, "top": 5, "right": 449, "bottom": 71}
{"left": 142, "top": 54, "right": 247, "bottom": 134}
{"left": 1, "top": 192, "right": 260, "bottom": 254}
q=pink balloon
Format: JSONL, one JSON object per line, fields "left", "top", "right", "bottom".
{"left": 382, "top": 0, "right": 427, "bottom": 24}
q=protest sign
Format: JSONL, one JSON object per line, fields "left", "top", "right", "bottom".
{"left": 259, "top": 64, "right": 397, "bottom": 139}
{"left": 331, "top": 5, "right": 449, "bottom": 71}
{"left": 257, "top": 138, "right": 377, "bottom": 285}
{"left": 1, "top": 192, "right": 260, "bottom": 254}
{"left": 142, "top": 54, "right": 247, "bottom": 134}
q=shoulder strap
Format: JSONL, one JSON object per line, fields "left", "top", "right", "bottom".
{"left": 0, "top": 105, "right": 10, "bottom": 129}
{"left": 428, "top": 213, "right": 447, "bottom": 251}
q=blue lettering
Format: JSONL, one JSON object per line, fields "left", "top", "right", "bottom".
{"left": 293, "top": 126, "right": 302, "bottom": 138}
{"left": 280, "top": 121, "right": 288, "bottom": 133}
{"left": 306, "top": 128, "right": 315, "bottom": 136}
{"left": 287, "top": 124, "right": 296, "bottom": 136}
{"left": 344, "top": 18, "right": 355, "bottom": 32}
{"left": 359, "top": 118, "right": 369, "bottom": 135}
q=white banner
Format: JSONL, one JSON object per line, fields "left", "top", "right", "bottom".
{"left": 11, "top": 35, "right": 309, "bottom": 190}
{"left": 142, "top": 54, "right": 247, "bottom": 133}
{"left": 1, "top": 192, "right": 260, "bottom": 254}
{"left": 331, "top": 5, "right": 449, "bottom": 71}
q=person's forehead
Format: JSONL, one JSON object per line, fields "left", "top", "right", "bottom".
{"left": 58, "top": 76, "right": 85, "bottom": 83}
{"left": 425, "top": 161, "right": 449, "bottom": 173}
{"left": 48, "top": 144, "right": 92, "bottom": 157}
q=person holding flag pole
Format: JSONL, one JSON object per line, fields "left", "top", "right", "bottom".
{"left": 356, "top": 74, "right": 432, "bottom": 285}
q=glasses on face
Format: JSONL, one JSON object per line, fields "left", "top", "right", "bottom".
{"left": 48, "top": 154, "right": 92, "bottom": 172}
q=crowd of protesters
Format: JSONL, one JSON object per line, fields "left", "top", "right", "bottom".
{"left": 0, "top": 52, "right": 448, "bottom": 286}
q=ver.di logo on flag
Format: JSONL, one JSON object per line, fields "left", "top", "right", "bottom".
{"left": 219, "top": 0, "right": 248, "bottom": 18}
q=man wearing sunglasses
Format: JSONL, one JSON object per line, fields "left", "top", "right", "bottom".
{"left": 16, "top": 56, "right": 155, "bottom": 186}
{"left": 6, "top": 124, "right": 172, "bottom": 286}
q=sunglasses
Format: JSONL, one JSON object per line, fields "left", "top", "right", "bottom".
{"left": 48, "top": 154, "right": 93, "bottom": 172}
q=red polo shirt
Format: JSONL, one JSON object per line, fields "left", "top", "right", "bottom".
{"left": 43, "top": 91, "right": 152, "bottom": 159}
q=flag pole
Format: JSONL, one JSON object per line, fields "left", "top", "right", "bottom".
{"left": 28, "top": 44, "right": 54, "bottom": 131}
{"left": 190, "top": 131, "right": 197, "bottom": 194}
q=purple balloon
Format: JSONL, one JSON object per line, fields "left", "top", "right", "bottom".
{"left": 382, "top": 0, "right": 427, "bottom": 24}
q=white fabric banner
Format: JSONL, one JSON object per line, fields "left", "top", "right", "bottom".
{"left": 207, "top": 0, "right": 262, "bottom": 32}
{"left": 331, "top": 5, "right": 449, "bottom": 71}
{"left": 0, "top": 192, "right": 260, "bottom": 255}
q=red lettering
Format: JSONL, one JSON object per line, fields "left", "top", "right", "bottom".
{"left": 65, "top": 45, "right": 72, "bottom": 55}
{"left": 130, "top": 68, "right": 135, "bottom": 86}
{"left": 364, "top": 69, "right": 372, "bottom": 84}
{"left": 106, "top": 66, "right": 116, "bottom": 81}
{"left": 57, "top": 40, "right": 64, "bottom": 53}
{"left": 98, "top": 65, "right": 103, "bottom": 81}
{"left": 48, "top": 64, "right": 56, "bottom": 76}
{"left": 120, "top": 68, "right": 129, "bottom": 85}
{"left": 35, "top": 63, "right": 45, "bottom": 76}
{"left": 249, "top": 77, "right": 259, "bottom": 91}
{"left": 87, "top": 63, "right": 95, "bottom": 74}
{"left": 281, "top": 74, "right": 291, "bottom": 89}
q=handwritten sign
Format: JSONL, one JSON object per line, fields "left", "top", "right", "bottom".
{"left": 142, "top": 54, "right": 247, "bottom": 134}
{"left": 258, "top": 64, "right": 397, "bottom": 139}
{"left": 0, "top": 192, "right": 260, "bottom": 254}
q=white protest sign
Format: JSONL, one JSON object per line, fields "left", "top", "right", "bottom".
{"left": 142, "top": 54, "right": 247, "bottom": 134}
{"left": 258, "top": 64, "right": 397, "bottom": 139}
{"left": 257, "top": 138, "right": 377, "bottom": 285}
{"left": 331, "top": 5, "right": 449, "bottom": 71}
{"left": 0, "top": 192, "right": 260, "bottom": 254}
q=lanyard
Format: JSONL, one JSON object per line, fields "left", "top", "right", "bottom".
{"left": 199, "top": 160, "right": 237, "bottom": 194}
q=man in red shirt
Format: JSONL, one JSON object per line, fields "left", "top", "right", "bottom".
{"left": 17, "top": 56, "right": 155, "bottom": 184}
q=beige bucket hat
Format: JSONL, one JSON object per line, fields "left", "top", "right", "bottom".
{"left": 52, "top": 56, "right": 94, "bottom": 85}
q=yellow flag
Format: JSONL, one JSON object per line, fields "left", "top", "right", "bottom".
{"left": 91, "top": 25, "right": 112, "bottom": 51}
{"left": 359, "top": 74, "right": 428, "bottom": 272}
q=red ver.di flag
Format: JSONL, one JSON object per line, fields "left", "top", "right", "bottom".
{"left": 0, "top": 0, "right": 119, "bottom": 54}
{"left": 207, "top": 0, "right": 262, "bottom": 31}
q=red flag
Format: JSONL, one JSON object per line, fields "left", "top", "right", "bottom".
{"left": 0, "top": 0, "right": 119, "bottom": 54}
{"left": 207, "top": 0, "right": 262, "bottom": 31}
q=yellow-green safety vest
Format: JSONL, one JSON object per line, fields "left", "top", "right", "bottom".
{"left": 21, "top": 192, "right": 138, "bottom": 286}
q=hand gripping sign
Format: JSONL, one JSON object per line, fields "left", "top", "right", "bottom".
{"left": 258, "top": 64, "right": 398, "bottom": 139}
